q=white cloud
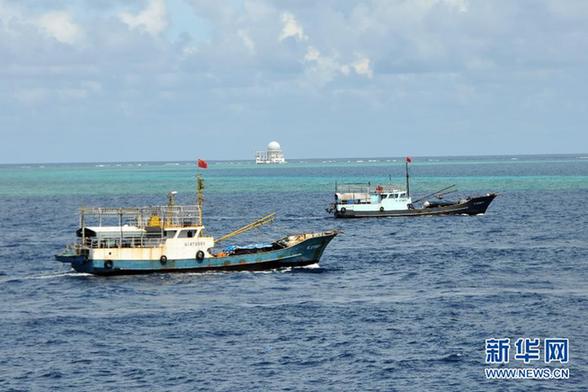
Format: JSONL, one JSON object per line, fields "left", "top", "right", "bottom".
{"left": 37, "top": 11, "right": 83, "bottom": 45}
{"left": 442, "top": 0, "right": 469, "bottom": 13}
{"left": 302, "top": 46, "right": 339, "bottom": 85}
{"left": 303, "top": 47, "right": 373, "bottom": 82}
{"left": 14, "top": 88, "right": 48, "bottom": 105}
{"left": 182, "top": 45, "right": 198, "bottom": 56}
{"left": 0, "top": 2, "right": 20, "bottom": 25}
{"left": 279, "top": 12, "right": 307, "bottom": 42}
{"left": 302, "top": 49, "right": 354, "bottom": 86}
{"left": 304, "top": 46, "right": 320, "bottom": 62}
{"left": 352, "top": 56, "right": 373, "bottom": 78}
{"left": 119, "top": 0, "right": 168, "bottom": 35}
{"left": 545, "top": 0, "right": 588, "bottom": 20}
{"left": 3, "top": 1, "right": 588, "bottom": 163}
{"left": 304, "top": 46, "right": 374, "bottom": 85}
{"left": 14, "top": 81, "right": 102, "bottom": 106}
{"left": 238, "top": 29, "right": 256, "bottom": 54}
{"left": 303, "top": 55, "right": 341, "bottom": 86}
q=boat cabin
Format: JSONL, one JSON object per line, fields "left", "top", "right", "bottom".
{"left": 334, "top": 183, "right": 412, "bottom": 212}
{"left": 76, "top": 204, "right": 212, "bottom": 250}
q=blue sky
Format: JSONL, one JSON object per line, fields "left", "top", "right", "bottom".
{"left": 1, "top": 0, "right": 587, "bottom": 163}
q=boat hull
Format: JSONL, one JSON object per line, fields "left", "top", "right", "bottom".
{"left": 334, "top": 193, "right": 497, "bottom": 218}
{"left": 56, "top": 231, "right": 337, "bottom": 276}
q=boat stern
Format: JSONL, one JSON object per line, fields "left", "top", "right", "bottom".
{"left": 55, "top": 247, "right": 93, "bottom": 273}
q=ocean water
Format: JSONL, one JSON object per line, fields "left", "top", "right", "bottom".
{"left": 0, "top": 155, "right": 587, "bottom": 391}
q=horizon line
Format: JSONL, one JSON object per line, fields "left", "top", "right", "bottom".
{"left": 1, "top": 152, "right": 587, "bottom": 166}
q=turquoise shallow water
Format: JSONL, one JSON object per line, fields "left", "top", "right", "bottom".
{"left": 1, "top": 154, "right": 587, "bottom": 197}
{"left": 1, "top": 154, "right": 587, "bottom": 391}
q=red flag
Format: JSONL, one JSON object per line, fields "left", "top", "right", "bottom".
{"left": 406, "top": 156, "right": 412, "bottom": 163}
{"left": 197, "top": 159, "right": 208, "bottom": 169}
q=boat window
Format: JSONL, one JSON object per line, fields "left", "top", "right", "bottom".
{"left": 381, "top": 194, "right": 388, "bottom": 199}
{"left": 177, "top": 230, "right": 195, "bottom": 238}
{"left": 165, "top": 230, "right": 177, "bottom": 238}
{"left": 400, "top": 192, "right": 406, "bottom": 197}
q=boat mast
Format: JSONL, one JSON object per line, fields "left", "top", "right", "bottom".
{"left": 405, "top": 156, "right": 411, "bottom": 197}
{"left": 167, "top": 191, "right": 177, "bottom": 227}
{"left": 195, "top": 159, "right": 208, "bottom": 226}
{"left": 119, "top": 210, "right": 123, "bottom": 248}
{"left": 80, "top": 210, "right": 85, "bottom": 248}
{"left": 197, "top": 174, "right": 204, "bottom": 226}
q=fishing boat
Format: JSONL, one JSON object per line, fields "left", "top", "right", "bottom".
{"left": 326, "top": 157, "right": 497, "bottom": 218}
{"left": 56, "top": 175, "right": 337, "bottom": 275}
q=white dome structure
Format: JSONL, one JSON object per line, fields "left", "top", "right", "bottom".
{"left": 267, "top": 141, "right": 281, "bottom": 151}
{"left": 256, "top": 141, "right": 286, "bottom": 164}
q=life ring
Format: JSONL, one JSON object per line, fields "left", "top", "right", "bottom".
{"left": 380, "top": 206, "right": 385, "bottom": 212}
{"left": 160, "top": 255, "right": 168, "bottom": 265}
{"left": 340, "top": 207, "right": 346, "bottom": 214}
{"left": 104, "top": 260, "right": 113, "bottom": 269}
{"left": 196, "top": 250, "right": 205, "bottom": 261}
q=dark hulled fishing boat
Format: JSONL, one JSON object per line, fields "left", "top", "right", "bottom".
{"left": 326, "top": 157, "right": 497, "bottom": 218}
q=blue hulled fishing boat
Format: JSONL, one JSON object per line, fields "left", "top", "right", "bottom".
{"left": 55, "top": 226, "right": 337, "bottom": 276}
{"left": 56, "top": 169, "right": 337, "bottom": 275}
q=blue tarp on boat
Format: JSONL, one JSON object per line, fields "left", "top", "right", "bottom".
{"left": 224, "top": 243, "right": 273, "bottom": 252}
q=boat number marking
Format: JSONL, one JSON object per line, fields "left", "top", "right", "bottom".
{"left": 185, "top": 241, "right": 206, "bottom": 247}
{"left": 306, "top": 244, "right": 321, "bottom": 250}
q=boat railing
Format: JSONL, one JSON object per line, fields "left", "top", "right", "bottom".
{"left": 79, "top": 205, "right": 201, "bottom": 229}
{"left": 335, "top": 183, "right": 403, "bottom": 194}
{"left": 77, "top": 236, "right": 166, "bottom": 250}
{"left": 335, "top": 183, "right": 402, "bottom": 199}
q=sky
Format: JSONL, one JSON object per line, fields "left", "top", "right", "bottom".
{"left": 1, "top": 0, "right": 587, "bottom": 163}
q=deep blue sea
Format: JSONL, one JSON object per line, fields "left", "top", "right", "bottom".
{"left": 1, "top": 155, "right": 587, "bottom": 391}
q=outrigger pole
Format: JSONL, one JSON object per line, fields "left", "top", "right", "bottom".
{"left": 412, "top": 184, "right": 457, "bottom": 204}
{"left": 216, "top": 213, "right": 276, "bottom": 243}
